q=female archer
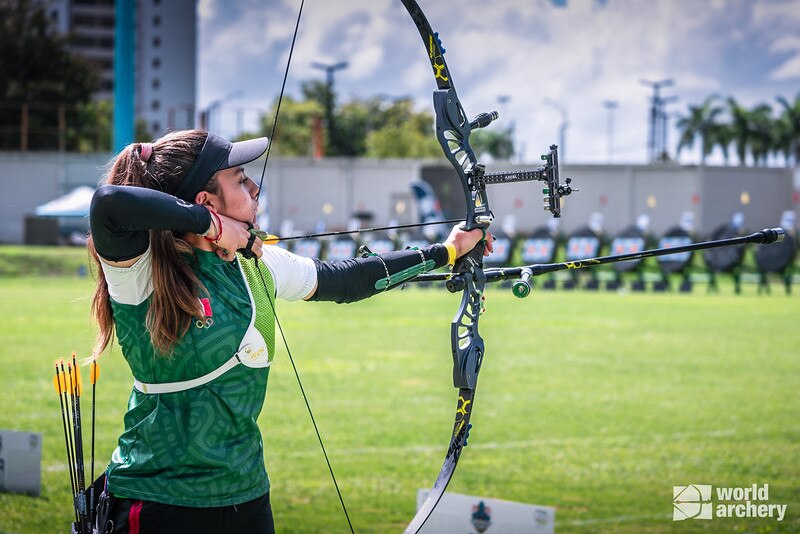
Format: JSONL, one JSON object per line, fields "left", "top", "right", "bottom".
{"left": 87, "top": 129, "right": 491, "bottom": 533}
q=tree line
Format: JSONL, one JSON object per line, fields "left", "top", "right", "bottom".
{"left": 676, "top": 93, "right": 800, "bottom": 167}
{"left": 3, "top": 0, "right": 797, "bottom": 166}
{"left": 246, "top": 80, "right": 515, "bottom": 160}
{"left": 0, "top": 0, "right": 107, "bottom": 151}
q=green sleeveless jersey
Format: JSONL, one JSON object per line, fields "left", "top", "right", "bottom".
{"left": 106, "top": 250, "right": 278, "bottom": 507}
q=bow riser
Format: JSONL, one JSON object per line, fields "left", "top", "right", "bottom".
{"left": 434, "top": 89, "right": 493, "bottom": 231}
{"left": 399, "top": 1, "right": 493, "bottom": 530}
{"left": 450, "top": 264, "right": 486, "bottom": 390}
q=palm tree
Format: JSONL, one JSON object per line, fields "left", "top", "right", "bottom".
{"left": 712, "top": 123, "right": 735, "bottom": 165}
{"left": 776, "top": 91, "right": 800, "bottom": 166}
{"left": 676, "top": 95, "right": 723, "bottom": 164}
{"left": 748, "top": 104, "right": 775, "bottom": 166}
{"left": 727, "top": 97, "right": 751, "bottom": 166}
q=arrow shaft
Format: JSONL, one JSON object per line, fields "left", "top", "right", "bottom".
{"left": 269, "top": 218, "right": 462, "bottom": 243}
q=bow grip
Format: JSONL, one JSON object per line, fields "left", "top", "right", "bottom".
{"left": 452, "top": 239, "right": 486, "bottom": 275}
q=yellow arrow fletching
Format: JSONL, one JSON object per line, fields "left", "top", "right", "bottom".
{"left": 249, "top": 228, "right": 280, "bottom": 245}
{"left": 72, "top": 367, "right": 82, "bottom": 396}
{"left": 90, "top": 361, "right": 100, "bottom": 384}
{"left": 66, "top": 363, "right": 74, "bottom": 394}
{"left": 53, "top": 364, "right": 61, "bottom": 394}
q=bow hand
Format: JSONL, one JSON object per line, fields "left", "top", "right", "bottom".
{"left": 444, "top": 224, "right": 494, "bottom": 259}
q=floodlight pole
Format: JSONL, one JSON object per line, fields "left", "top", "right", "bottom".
{"left": 544, "top": 99, "right": 568, "bottom": 163}
{"left": 641, "top": 79, "right": 674, "bottom": 162}
{"left": 312, "top": 61, "right": 349, "bottom": 153}
{"left": 603, "top": 100, "right": 618, "bottom": 163}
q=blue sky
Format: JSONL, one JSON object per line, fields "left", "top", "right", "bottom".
{"left": 197, "top": 0, "right": 800, "bottom": 164}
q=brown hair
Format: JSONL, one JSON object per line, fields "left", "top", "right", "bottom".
{"left": 88, "top": 129, "right": 219, "bottom": 357}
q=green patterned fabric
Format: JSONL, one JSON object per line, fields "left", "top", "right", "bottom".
{"left": 239, "top": 254, "right": 276, "bottom": 362}
{"left": 107, "top": 249, "right": 277, "bottom": 507}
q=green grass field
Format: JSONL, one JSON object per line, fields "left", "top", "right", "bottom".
{"left": 0, "top": 274, "right": 798, "bottom": 533}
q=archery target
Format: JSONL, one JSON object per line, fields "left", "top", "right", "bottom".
{"left": 362, "top": 236, "right": 396, "bottom": 256}
{"left": 657, "top": 226, "right": 694, "bottom": 273}
{"left": 610, "top": 226, "right": 646, "bottom": 273}
{"left": 293, "top": 239, "right": 322, "bottom": 259}
{"left": 326, "top": 238, "right": 358, "bottom": 261}
{"left": 565, "top": 226, "right": 601, "bottom": 261}
{"left": 520, "top": 227, "right": 557, "bottom": 264}
{"left": 756, "top": 231, "right": 796, "bottom": 273}
{"left": 485, "top": 234, "right": 514, "bottom": 266}
{"left": 703, "top": 225, "right": 745, "bottom": 273}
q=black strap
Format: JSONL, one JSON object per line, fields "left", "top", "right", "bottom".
{"left": 239, "top": 222, "right": 257, "bottom": 259}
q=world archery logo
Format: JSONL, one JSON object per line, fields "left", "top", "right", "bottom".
{"left": 673, "top": 483, "right": 787, "bottom": 522}
{"left": 470, "top": 501, "right": 492, "bottom": 533}
{"left": 673, "top": 484, "right": 713, "bottom": 520}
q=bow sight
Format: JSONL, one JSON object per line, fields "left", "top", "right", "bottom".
{"left": 433, "top": 91, "right": 576, "bottom": 230}
{"left": 480, "top": 144, "right": 575, "bottom": 218}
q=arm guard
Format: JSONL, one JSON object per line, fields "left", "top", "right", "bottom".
{"left": 311, "top": 244, "right": 449, "bottom": 303}
{"left": 90, "top": 184, "right": 212, "bottom": 261}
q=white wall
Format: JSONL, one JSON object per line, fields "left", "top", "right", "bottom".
{"left": 0, "top": 152, "right": 110, "bottom": 243}
{"left": 0, "top": 151, "right": 793, "bottom": 244}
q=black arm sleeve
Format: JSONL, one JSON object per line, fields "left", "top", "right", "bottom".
{"left": 90, "top": 184, "right": 212, "bottom": 261}
{"left": 310, "top": 244, "right": 449, "bottom": 303}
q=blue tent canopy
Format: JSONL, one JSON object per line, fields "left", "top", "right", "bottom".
{"left": 34, "top": 186, "right": 94, "bottom": 218}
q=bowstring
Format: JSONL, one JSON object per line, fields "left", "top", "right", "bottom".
{"left": 250, "top": 0, "right": 355, "bottom": 532}
{"left": 254, "top": 265, "right": 355, "bottom": 534}
{"left": 256, "top": 0, "right": 302, "bottom": 193}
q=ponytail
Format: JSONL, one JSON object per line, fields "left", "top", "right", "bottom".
{"left": 90, "top": 130, "right": 211, "bottom": 357}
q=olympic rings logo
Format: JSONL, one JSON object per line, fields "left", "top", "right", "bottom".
{"left": 195, "top": 318, "right": 214, "bottom": 329}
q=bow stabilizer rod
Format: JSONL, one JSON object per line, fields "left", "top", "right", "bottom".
{"left": 413, "top": 228, "right": 786, "bottom": 297}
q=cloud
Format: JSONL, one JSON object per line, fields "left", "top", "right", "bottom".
{"left": 770, "top": 56, "right": 800, "bottom": 81}
{"left": 197, "top": 0, "right": 216, "bottom": 21}
{"left": 769, "top": 35, "right": 800, "bottom": 80}
{"left": 198, "top": 0, "right": 800, "bottom": 163}
{"left": 753, "top": 1, "right": 800, "bottom": 82}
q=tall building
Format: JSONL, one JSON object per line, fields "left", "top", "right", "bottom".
{"left": 137, "top": 0, "right": 196, "bottom": 134}
{"left": 44, "top": 0, "right": 116, "bottom": 100}
{"left": 43, "top": 0, "right": 196, "bottom": 137}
